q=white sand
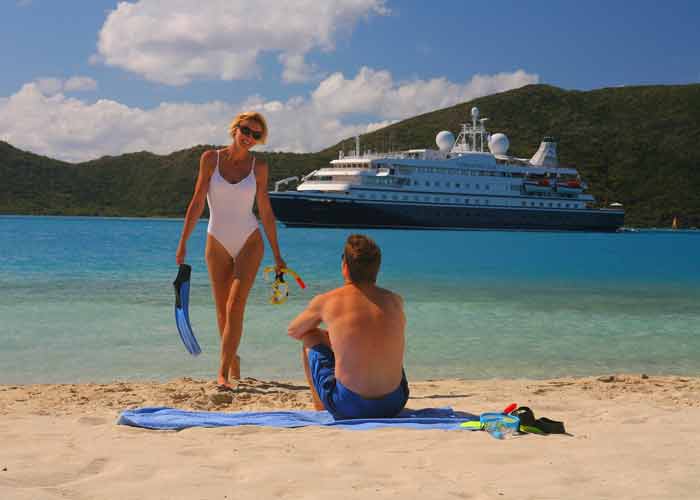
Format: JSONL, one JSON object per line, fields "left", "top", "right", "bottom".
{"left": 1, "top": 374, "right": 699, "bottom": 499}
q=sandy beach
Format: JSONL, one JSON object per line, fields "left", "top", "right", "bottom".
{"left": 1, "top": 374, "right": 699, "bottom": 500}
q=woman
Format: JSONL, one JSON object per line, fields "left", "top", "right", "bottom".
{"left": 176, "top": 111, "right": 286, "bottom": 389}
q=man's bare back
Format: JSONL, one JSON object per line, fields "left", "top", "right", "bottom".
{"left": 311, "top": 283, "right": 405, "bottom": 397}
{"left": 288, "top": 234, "right": 408, "bottom": 417}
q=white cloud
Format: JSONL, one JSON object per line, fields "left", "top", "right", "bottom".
{"left": 0, "top": 69, "right": 538, "bottom": 162}
{"left": 278, "top": 53, "right": 322, "bottom": 84}
{"left": 312, "top": 67, "right": 540, "bottom": 119}
{"left": 64, "top": 77, "right": 99, "bottom": 92}
{"left": 33, "top": 76, "right": 98, "bottom": 96}
{"left": 96, "top": 0, "right": 388, "bottom": 85}
{"left": 35, "top": 78, "right": 64, "bottom": 96}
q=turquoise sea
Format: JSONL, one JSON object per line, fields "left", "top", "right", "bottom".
{"left": 1, "top": 215, "right": 699, "bottom": 384}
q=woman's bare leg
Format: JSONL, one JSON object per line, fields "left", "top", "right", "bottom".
{"left": 205, "top": 235, "right": 241, "bottom": 380}
{"left": 205, "top": 235, "right": 234, "bottom": 340}
{"left": 217, "top": 230, "right": 263, "bottom": 387}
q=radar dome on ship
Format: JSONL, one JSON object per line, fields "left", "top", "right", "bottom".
{"left": 488, "top": 133, "right": 509, "bottom": 155}
{"left": 471, "top": 107, "right": 480, "bottom": 119}
{"left": 435, "top": 131, "right": 455, "bottom": 152}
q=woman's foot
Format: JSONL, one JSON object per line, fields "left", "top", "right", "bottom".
{"left": 216, "top": 374, "right": 236, "bottom": 392}
{"left": 229, "top": 355, "right": 241, "bottom": 380}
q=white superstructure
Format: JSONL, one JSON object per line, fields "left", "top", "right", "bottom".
{"left": 269, "top": 107, "right": 624, "bottom": 231}
{"left": 282, "top": 107, "right": 595, "bottom": 212}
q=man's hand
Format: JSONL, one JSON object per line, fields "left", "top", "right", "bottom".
{"left": 287, "top": 326, "right": 306, "bottom": 340}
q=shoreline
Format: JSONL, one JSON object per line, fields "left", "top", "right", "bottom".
{"left": 4, "top": 214, "right": 700, "bottom": 232}
{"left": 2, "top": 374, "right": 699, "bottom": 499}
{"left": 2, "top": 373, "right": 698, "bottom": 416}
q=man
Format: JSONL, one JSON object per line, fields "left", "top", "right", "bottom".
{"left": 287, "top": 234, "right": 409, "bottom": 419}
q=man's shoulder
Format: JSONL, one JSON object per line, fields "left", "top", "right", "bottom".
{"left": 318, "top": 286, "right": 350, "bottom": 301}
{"left": 375, "top": 286, "right": 403, "bottom": 304}
{"left": 309, "top": 286, "right": 344, "bottom": 306}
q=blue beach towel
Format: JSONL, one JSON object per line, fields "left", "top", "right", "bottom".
{"left": 117, "top": 407, "right": 478, "bottom": 431}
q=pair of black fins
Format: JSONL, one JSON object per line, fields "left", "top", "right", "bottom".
{"left": 173, "top": 264, "right": 201, "bottom": 356}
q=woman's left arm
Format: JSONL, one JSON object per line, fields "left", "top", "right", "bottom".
{"left": 255, "top": 158, "right": 286, "bottom": 271}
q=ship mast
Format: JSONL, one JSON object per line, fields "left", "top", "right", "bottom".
{"left": 451, "top": 107, "right": 489, "bottom": 154}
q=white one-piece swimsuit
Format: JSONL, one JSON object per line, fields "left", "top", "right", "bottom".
{"left": 206, "top": 150, "right": 259, "bottom": 259}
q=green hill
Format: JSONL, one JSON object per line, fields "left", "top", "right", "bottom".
{"left": 1, "top": 84, "right": 699, "bottom": 226}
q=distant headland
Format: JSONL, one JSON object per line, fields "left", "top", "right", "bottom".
{"left": 1, "top": 84, "right": 699, "bottom": 228}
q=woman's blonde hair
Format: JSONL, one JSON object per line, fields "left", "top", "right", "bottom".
{"left": 228, "top": 111, "right": 268, "bottom": 144}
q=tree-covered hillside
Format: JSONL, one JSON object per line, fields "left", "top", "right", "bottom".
{"left": 2, "top": 84, "right": 699, "bottom": 226}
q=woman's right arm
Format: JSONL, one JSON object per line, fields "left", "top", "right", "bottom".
{"left": 176, "top": 150, "right": 216, "bottom": 264}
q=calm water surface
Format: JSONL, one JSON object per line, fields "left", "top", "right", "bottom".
{"left": 1, "top": 215, "right": 698, "bottom": 383}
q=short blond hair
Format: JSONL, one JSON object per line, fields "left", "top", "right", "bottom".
{"left": 229, "top": 111, "right": 268, "bottom": 144}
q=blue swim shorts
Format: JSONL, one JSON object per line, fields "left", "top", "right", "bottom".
{"left": 307, "top": 344, "right": 409, "bottom": 420}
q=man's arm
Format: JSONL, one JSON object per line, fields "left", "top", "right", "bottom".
{"left": 287, "top": 295, "right": 324, "bottom": 340}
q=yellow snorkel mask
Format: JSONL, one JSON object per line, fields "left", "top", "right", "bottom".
{"left": 262, "top": 266, "right": 307, "bottom": 305}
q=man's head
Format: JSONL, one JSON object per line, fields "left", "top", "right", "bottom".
{"left": 342, "top": 234, "right": 381, "bottom": 284}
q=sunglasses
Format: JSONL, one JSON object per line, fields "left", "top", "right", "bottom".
{"left": 238, "top": 125, "right": 263, "bottom": 141}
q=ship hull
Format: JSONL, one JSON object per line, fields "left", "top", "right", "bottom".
{"left": 269, "top": 193, "right": 624, "bottom": 232}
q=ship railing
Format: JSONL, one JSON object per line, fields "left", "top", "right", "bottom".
{"left": 301, "top": 178, "right": 362, "bottom": 185}
{"left": 273, "top": 176, "right": 300, "bottom": 192}
{"left": 339, "top": 152, "right": 411, "bottom": 161}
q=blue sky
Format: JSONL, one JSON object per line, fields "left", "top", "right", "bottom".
{"left": 1, "top": 0, "right": 698, "bottom": 162}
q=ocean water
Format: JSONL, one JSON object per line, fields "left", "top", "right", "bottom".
{"left": 1, "top": 215, "right": 699, "bottom": 384}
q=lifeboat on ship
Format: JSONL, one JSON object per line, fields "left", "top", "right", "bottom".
{"left": 523, "top": 178, "right": 553, "bottom": 193}
{"left": 556, "top": 179, "right": 585, "bottom": 194}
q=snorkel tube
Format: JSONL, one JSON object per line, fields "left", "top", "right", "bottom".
{"left": 262, "top": 266, "right": 306, "bottom": 305}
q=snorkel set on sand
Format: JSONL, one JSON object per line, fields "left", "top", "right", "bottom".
{"left": 460, "top": 402, "right": 566, "bottom": 439}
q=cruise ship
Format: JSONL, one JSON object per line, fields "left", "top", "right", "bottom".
{"left": 268, "top": 107, "right": 624, "bottom": 231}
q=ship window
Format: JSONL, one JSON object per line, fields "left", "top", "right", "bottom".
{"left": 565, "top": 203, "right": 570, "bottom": 208}
{"left": 456, "top": 183, "right": 460, "bottom": 188}
{"left": 392, "top": 195, "right": 398, "bottom": 200}
{"left": 540, "top": 202, "right": 544, "bottom": 207}
{"left": 446, "top": 182, "right": 451, "bottom": 188}
{"left": 425, "top": 181, "right": 430, "bottom": 186}
{"left": 414, "top": 180, "right": 419, "bottom": 186}
{"left": 435, "top": 181, "right": 440, "bottom": 187}
{"left": 475, "top": 184, "right": 480, "bottom": 190}
{"left": 548, "top": 202, "right": 552, "bottom": 207}
{"left": 522, "top": 202, "right": 526, "bottom": 206}
{"left": 382, "top": 195, "right": 387, "bottom": 200}
{"left": 465, "top": 184, "right": 470, "bottom": 189}
{"left": 485, "top": 185, "right": 490, "bottom": 190}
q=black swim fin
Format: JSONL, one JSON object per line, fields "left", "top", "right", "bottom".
{"left": 511, "top": 406, "right": 566, "bottom": 434}
{"left": 173, "top": 264, "right": 201, "bottom": 356}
